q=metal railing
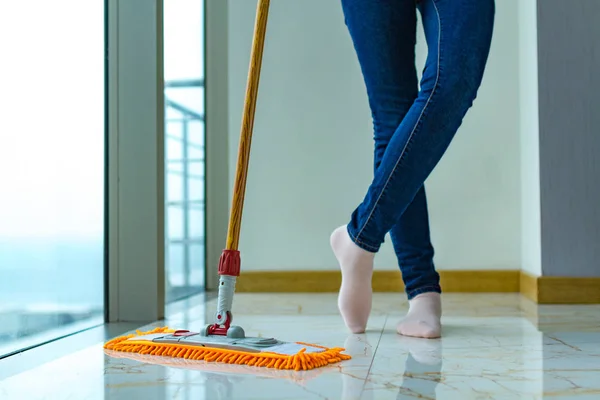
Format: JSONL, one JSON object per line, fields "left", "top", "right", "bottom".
{"left": 165, "top": 79, "right": 205, "bottom": 301}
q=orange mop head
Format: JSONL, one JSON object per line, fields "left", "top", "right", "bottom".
{"left": 104, "top": 327, "right": 350, "bottom": 371}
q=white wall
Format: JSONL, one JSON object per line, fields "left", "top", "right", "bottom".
{"left": 518, "top": 0, "right": 542, "bottom": 277}
{"left": 227, "top": 0, "right": 521, "bottom": 271}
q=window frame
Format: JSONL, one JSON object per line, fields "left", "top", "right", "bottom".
{"left": 106, "top": 0, "right": 166, "bottom": 322}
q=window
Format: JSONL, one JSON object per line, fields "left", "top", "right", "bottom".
{"left": 164, "top": 0, "right": 206, "bottom": 302}
{"left": 0, "top": 1, "right": 105, "bottom": 357}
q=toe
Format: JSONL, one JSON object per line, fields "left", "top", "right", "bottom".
{"left": 397, "top": 321, "right": 441, "bottom": 339}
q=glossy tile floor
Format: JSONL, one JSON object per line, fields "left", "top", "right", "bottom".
{"left": 1, "top": 293, "right": 599, "bottom": 399}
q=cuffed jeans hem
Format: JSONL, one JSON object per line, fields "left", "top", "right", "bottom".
{"left": 406, "top": 285, "right": 442, "bottom": 300}
{"left": 346, "top": 225, "right": 380, "bottom": 253}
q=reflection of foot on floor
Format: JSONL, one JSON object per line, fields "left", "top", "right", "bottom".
{"left": 340, "top": 335, "right": 374, "bottom": 400}
{"left": 396, "top": 336, "right": 443, "bottom": 400}
{"left": 396, "top": 335, "right": 442, "bottom": 366}
{"left": 397, "top": 292, "right": 442, "bottom": 339}
{"left": 343, "top": 334, "right": 375, "bottom": 363}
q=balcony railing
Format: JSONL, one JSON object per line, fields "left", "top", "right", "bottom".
{"left": 165, "top": 79, "right": 205, "bottom": 301}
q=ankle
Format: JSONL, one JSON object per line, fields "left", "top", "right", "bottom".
{"left": 331, "top": 226, "right": 375, "bottom": 264}
{"left": 411, "top": 292, "right": 441, "bottom": 301}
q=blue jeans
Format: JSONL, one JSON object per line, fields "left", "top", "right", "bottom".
{"left": 341, "top": 0, "right": 495, "bottom": 299}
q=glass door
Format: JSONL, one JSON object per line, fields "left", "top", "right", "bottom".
{"left": 164, "top": 0, "right": 206, "bottom": 302}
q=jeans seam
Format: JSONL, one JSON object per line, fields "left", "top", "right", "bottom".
{"left": 354, "top": 0, "right": 443, "bottom": 245}
{"left": 347, "top": 228, "right": 379, "bottom": 252}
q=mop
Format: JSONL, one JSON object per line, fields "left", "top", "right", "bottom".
{"left": 104, "top": 0, "right": 351, "bottom": 371}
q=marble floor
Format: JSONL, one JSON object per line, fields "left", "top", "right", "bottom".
{"left": 1, "top": 293, "right": 599, "bottom": 399}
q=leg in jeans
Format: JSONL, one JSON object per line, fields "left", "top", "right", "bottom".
{"left": 332, "top": 0, "right": 426, "bottom": 334}
{"left": 332, "top": 0, "right": 495, "bottom": 335}
{"left": 347, "top": 0, "right": 440, "bottom": 302}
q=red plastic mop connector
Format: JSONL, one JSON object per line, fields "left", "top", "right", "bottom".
{"left": 217, "top": 249, "right": 241, "bottom": 277}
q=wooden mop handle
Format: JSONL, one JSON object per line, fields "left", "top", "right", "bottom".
{"left": 226, "top": 0, "right": 270, "bottom": 250}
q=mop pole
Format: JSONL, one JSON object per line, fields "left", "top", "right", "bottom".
{"left": 208, "top": 0, "right": 270, "bottom": 336}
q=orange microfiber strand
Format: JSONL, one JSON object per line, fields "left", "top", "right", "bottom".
{"left": 104, "top": 327, "right": 351, "bottom": 371}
